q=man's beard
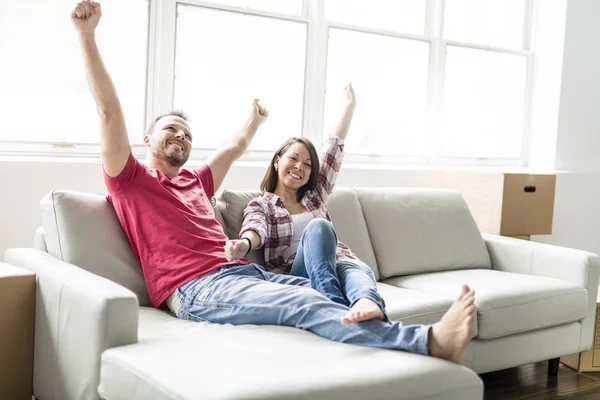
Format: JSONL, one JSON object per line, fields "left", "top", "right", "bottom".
{"left": 153, "top": 143, "right": 189, "bottom": 167}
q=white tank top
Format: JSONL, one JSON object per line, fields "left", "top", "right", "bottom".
{"left": 283, "top": 212, "right": 314, "bottom": 262}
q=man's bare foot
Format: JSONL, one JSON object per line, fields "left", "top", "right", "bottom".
{"left": 428, "top": 285, "right": 476, "bottom": 364}
{"left": 341, "top": 298, "right": 385, "bottom": 325}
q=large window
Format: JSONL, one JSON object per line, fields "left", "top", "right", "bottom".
{"left": 323, "top": 0, "right": 531, "bottom": 161}
{"left": 324, "top": 28, "right": 429, "bottom": 156}
{"left": 0, "top": 0, "right": 147, "bottom": 149}
{"left": 173, "top": 5, "right": 307, "bottom": 151}
{"left": 441, "top": 0, "right": 529, "bottom": 159}
{"left": 0, "top": 0, "right": 536, "bottom": 166}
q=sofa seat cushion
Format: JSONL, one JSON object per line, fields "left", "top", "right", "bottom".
{"left": 101, "top": 307, "right": 483, "bottom": 400}
{"left": 377, "top": 282, "right": 458, "bottom": 321}
{"left": 385, "top": 269, "right": 588, "bottom": 339}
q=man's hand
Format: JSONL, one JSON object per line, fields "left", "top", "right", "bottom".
{"left": 207, "top": 99, "right": 268, "bottom": 191}
{"left": 72, "top": 0, "right": 102, "bottom": 36}
{"left": 249, "top": 99, "right": 269, "bottom": 126}
{"left": 344, "top": 83, "right": 356, "bottom": 107}
{"left": 224, "top": 239, "right": 250, "bottom": 262}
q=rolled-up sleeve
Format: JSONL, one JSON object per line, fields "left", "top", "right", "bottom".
{"left": 240, "top": 197, "right": 269, "bottom": 249}
{"left": 316, "top": 136, "right": 345, "bottom": 204}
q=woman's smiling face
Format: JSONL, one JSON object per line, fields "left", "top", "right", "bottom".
{"left": 275, "top": 142, "right": 313, "bottom": 191}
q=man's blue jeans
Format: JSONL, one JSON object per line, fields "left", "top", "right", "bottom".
{"left": 290, "top": 218, "right": 386, "bottom": 314}
{"left": 169, "top": 264, "right": 430, "bottom": 355}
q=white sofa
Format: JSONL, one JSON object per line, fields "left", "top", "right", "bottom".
{"left": 5, "top": 187, "right": 599, "bottom": 400}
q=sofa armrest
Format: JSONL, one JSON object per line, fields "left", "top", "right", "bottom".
{"left": 483, "top": 234, "right": 600, "bottom": 352}
{"left": 4, "top": 248, "right": 139, "bottom": 400}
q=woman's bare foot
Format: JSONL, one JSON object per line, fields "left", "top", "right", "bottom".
{"left": 428, "top": 285, "right": 476, "bottom": 364}
{"left": 341, "top": 298, "right": 385, "bottom": 325}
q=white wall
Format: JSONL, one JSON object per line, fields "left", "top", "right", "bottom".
{"left": 2, "top": 0, "right": 600, "bottom": 257}
{"left": 533, "top": 0, "right": 600, "bottom": 254}
{"left": 554, "top": 0, "right": 600, "bottom": 173}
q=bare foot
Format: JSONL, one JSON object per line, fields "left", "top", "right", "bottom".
{"left": 428, "top": 285, "right": 476, "bottom": 364}
{"left": 341, "top": 298, "right": 385, "bottom": 325}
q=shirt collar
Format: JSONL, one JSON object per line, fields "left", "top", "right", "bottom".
{"left": 264, "top": 191, "right": 313, "bottom": 207}
{"left": 264, "top": 192, "right": 284, "bottom": 206}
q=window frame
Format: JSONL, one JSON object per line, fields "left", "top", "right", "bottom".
{"left": 0, "top": 0, "right": 536, "bottom": 168}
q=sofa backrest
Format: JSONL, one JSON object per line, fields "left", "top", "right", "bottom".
{"left": 318, "top": 188, "right": 380, "bottom": 279}
{"left": 41, "top": 190, "right": 152, "bottom": 306}
{"left": 34, "top": 226, "right": 47, "bottom": 252}
{"left": 355, "top": 187, "right": 491, "bottom": 279}
{"left": 40, "top": 190, "right": 232, "bottom": 307}
{"left": 215, "top": 189, "right": 265, "bottom": 266}
{"left": 39, "top": 187, "right": 490, "bottom": 300}
{"left": 215, "top": 188, "right": 380, "bottom": 278}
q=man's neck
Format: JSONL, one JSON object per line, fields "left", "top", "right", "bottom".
{"left": 147, "top": 157, "right": 180, "bottom": 178}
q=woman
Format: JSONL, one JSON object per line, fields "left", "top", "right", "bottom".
{"left": 225, "top": 85, "right": 386, "bottom": 325}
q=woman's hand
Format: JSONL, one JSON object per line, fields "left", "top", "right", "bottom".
{"left": 224, "top": 239, "right": 250, "bottom": 261}
{"left": 344, "top": 83, "right": 356, "bottom": 108}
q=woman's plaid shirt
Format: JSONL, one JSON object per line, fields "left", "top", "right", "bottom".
{"left": 240, "top": 136, "right": 356, "bottom": 274}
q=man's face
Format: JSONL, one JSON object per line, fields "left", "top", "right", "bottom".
{"left": 145, "top": 115, "right": 193, "bottom": 167}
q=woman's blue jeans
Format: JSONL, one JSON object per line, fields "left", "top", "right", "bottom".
{"left": 290, "top": 218, "right": 386, "bottom": 314}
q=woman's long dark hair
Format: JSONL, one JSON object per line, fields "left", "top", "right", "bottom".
{"left": 260, "top": 137, "right": 320, "bottom": 202}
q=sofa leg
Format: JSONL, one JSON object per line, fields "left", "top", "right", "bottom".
{"left": 548, "top": 358, "right": 560, "bottom": 376}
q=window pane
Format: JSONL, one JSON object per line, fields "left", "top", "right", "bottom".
{"left": 325, "top": 0, "right": 426, "bottom": 35}
{"left": 200, "top": 0, "right": 302, "bottom": 15}
{"left": 444, "top": 0, "right": 526, "bottom": 49}
{"left": 441, "top": 46, "right": 527, "bottom": 158}
{"left": 174, "top": 5, "right": 307, "bottom": 151}
{"left": 324, "top": 28, "right": 429, "bottom": 156}
{"left": 0, "top": 0, "right": 147, "bottom": 143}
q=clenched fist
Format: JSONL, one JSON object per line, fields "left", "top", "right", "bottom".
{"left": 224, "top": 239, "right": 250, "bottom": 262}
{"left": 71, "top": 0, "right": 102, "bottom": 35}
{"left": 249, "top": 99, "right": 269, "bottom": 126}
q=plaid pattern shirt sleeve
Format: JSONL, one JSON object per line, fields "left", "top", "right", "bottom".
{"left": 240, "top": 197, "right": 269, "bottom": 249}
{"left": 315, "top": 136, "right": 345, "bottom": 204}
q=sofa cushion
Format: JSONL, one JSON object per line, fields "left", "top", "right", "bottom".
{"left": 34, "top": 226, "right": 47, "bottom": 252}
{"left": 325, "top": 187, "right": 379, "bottom": 279}
{"left": 41, "top": 190, "right": 230, "bottom": 308}
{"left": 356, "top": 188, "right": 491, "bottom": 279}
{"left": 215, "top": 189, "right": 265, "bottom": 266}
{"left": 41, "top": 190, "right": 152, "bottom": 306}
{"left": 377, "top": 283, "right": 454, "bottom": 325}
{"left": 100, "top": 307, "right": 484, "bottom": 400}
{"left": 376, "top": 283, "right": 479, "bottom": 337}
{"left": 385, "top": 269, "right": 588, "bottom": 339}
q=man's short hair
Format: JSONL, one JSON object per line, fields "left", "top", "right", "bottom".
{"left": 145, "top": 110, "right": 190, "bottom": 137}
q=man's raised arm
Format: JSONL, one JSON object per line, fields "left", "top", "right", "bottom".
{"left": 72, "top": 0, "right": 130, "bottom": 177}
{"left": 207, "top": 99, "right": 269, "bottom": 191}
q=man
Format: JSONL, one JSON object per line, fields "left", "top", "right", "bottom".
{"left": 72, "top": 0, "right": 476, "bottom": 364}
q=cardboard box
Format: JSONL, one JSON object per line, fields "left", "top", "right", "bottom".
{"left": 561, "top": 293, "right": 600, "bottom": 372}
{"left": 0, "top": 262, "right": 35, "bottom": 400}
{"left": 508, "top": 235, "right": 531, "bottom": 241}
{"left": 440, "top": 172, "right": 556, "bottom": 236}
